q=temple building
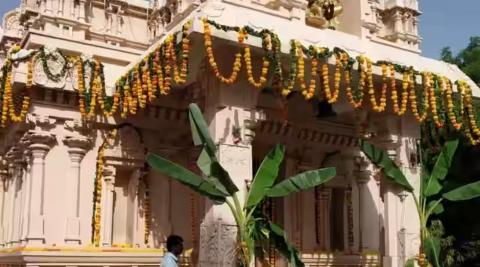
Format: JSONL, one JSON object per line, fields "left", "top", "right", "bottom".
{"left": 0, "top": 0, "right": 477, "bottom": 267}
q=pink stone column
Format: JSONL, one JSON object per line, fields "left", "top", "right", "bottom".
{"left": 101, "top": 165, "right": 116, "bottom": 247}
{"left": 63, "top": 136, "right": 90, "bottom": 245}
{"left": 26, "top": 132, "right": 54, "bottom": 245}
{"left": 78, "top": 0, "right": 86, "bottom": 22}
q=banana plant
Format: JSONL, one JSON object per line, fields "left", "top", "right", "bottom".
{"left": 147, "top": 103, "right": 336, "bottom": 266}
{"left": 360, "top": 139, "right": 480, "bottom": 267}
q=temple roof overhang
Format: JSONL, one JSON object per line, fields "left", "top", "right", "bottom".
{"left": 119, "top": 1, "right": 479, "bottom": 95}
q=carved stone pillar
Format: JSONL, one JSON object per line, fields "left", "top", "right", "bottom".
{"left": 101, "top": 165, "right": 116, "bottom": 247}
{"left": 20, "top": 150, "right": 31, "bottom": 245}
{"left": 0, "top": 166, "right": 7, "bottom": 247}
{"left": 198, "top": 106, "right": 264, "bottom": 267}
{"left": 392, "top": 11, "right": 403, "bottom": 36}
{"left": 63, "top": 136, "right": 90, "bottom": 244}
{"left": 283, "top": 157, "right": 301, "bottom": 248}
{"left": 78, "top": 0, "right": 86, "bottom": 22}
{"left": 6, "top": 149, "right": 23, "bottom": 246}
{"left": 318, "top": 188, "right": 332, "bottom": 250}
{"left": 45, "top": 0, "right": 54, "bottom": 14}
{"left": 25, "top": 131, "right": 55, "bottom": 244}
{"left": 70, "top": 0, "right": 75, "bottom": 17}
{"left": 354, "top": 155, "right": 379, "bottom": 252}
{"left": 57, "top": 0, "right": 64, "bottom": 15}
{"left": 105, "top": 4, "right": 113, "bottom": 34}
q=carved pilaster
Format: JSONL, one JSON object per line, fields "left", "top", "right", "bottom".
{"left": 0, "top": 162, "right": 7, "bottom": 247}
{"left": 5, "top": 149, "right": 23, "bottom": 246}
{"left": 100, "top": 165, "right": 116, "bottom": 247}
{"left": 63, "top": 135, "right": 91, "bottom": 245}
{"left": 78, "top": 0, "right": 86, "bottom": 23}
{"left": 25, "top": 130, "right": 55, "bottom": 244}
{"left": 198, "top": 219, "right": 237, "bottom": 267}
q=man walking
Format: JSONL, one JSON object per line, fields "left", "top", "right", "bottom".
{"left": 161, "top": 235, "right": 184, "bottom": 267}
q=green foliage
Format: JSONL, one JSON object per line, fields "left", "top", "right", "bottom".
{"left": 443, "top": 180, "right": 480, "bottom": 201}
{"left": 360, "top": 138, "right": 480, "bottom": 267}
{"left": 359, "top": 140, "right": 414, "bottom": 191}
{"left": 441, "top": 36, "right": 480, "bottom": 85}
{"left": 266, "top": 168, "right": 336, "bottom": 197}
{"left": 148, "top": 103, "right": 335, "bottom": 266}
{"left": 246, "top": 145, "right": 284, "bottom": 208}
{"left": 146, "top": 154, "right": 227, "bottom": 202}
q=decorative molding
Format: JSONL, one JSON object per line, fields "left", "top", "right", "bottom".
{"left": 258, "top": 120, "right": 356, "bottom": 148}
{"left": 198, "top": 219, "right": 237, "bottom": 267}
{"left": 26, "top": 114, "right": 57, "bottom": 131}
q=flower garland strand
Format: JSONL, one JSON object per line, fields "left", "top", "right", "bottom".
{"left": 3, "top": 19, "right": 480, "bottom": 145}
{"left": 91, "top": 128, "right": 118, "bottom": 246}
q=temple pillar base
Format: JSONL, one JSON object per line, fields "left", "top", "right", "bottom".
{"left": 65, "top": 217, "right": 81, "bottom": 244}
{"left": 198, "top": 219, "right": 238, "bottom": 267}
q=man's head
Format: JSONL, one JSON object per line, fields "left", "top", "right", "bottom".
{"left": 166, "top": 235, "right": 183, "bottom": 256}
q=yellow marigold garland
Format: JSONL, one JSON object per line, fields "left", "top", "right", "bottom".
{"left": 203, "top": 18, "right": 243, "bottom": 84}
{"left": 243, "top": 31, "right": 270, "bottom": 89}
{"left": 391, "top": 67, "right": 409, "bottom": 115}
{"left": 92, "top": 128, "right": 118, "bottom": 246}
{"left": 409, "top": 72, "right": 429, "bottom": 122}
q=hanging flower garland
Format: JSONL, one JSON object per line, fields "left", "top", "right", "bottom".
{"left": 3, "top": 19, "right": 480, "bottom": 145}
{"left": 91, "top": 128, "right": 118, "bottom": 247}
{"left": 390, "top": 67, "right": 410, "bottom": 116}
{"left": 138, "top": 168, "right": 152, "bottom": 245}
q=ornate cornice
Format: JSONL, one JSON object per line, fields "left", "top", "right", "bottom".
{"left": 257, "top": 120, "right": 356, "bottom": 148}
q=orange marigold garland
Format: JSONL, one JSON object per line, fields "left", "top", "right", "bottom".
{"left": 91, "top": 129, "right": 118, "bottom": 246}
{"left": 409, "top": 71, "right": 429, "bottom": 122}
{"left": 425, "top": 72, "right": 444, "bottom": 128}
{"left": 343, "top": 53, "right": 363, "bottom": 109}
{"left": 390, "top": 67, "right": 409, "bottom": 115}
{"left": 366, "top": 60, "right": 387, "bottom": 112}
{"left": 203, "top": 18, "right": 243, "bottom": 85}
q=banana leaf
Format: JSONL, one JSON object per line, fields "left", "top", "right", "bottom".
{"left": 443, "top": 180, "right": 480, "bottom": 201}
{"left": 196, "top": 148, "right": 234, "bottom": 196}
{"left": 189, "top": 104, "right": 239, "bottom": 195}
{"left": 246, "top": 144, "right": 285, "bottom": 208}
{"left": 359, "top": 140, "right": 414, "bottom": 192}
{"left": 430, "top": 139, "right": 459, "bottom": 181}
{"left": 266, "top": 168, "right": 336, "bottom": 198}
{"left": 424, "top": 235, "right": 441, "bottom": 267}
{"left": 404, "top": 258, "right": 415, "bottom": 267}
{"left": 426, "top": 200, "right": 444, "bottom": 216}
{"left": 268, "top": 221, "right": 304, "bottom": 267}
{"left": 423, "top": 171, "right": 442, "bottom": 197}
{"left": 189, "top": 103, "right": 216, "bottom": 156}
{"left": 147, "top": 153, "right": 227, "bottom": 202}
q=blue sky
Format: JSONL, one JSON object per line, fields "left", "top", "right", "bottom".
{"left": 0, "top": 0, "right": 479, "bottom": 59}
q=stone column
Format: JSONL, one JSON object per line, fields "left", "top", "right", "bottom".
{"left": 198, "top": 106, "right": 264, "bottom": 267}
{"left": 6, "top": 149, "right": 23, "bottom": 246}
{"left": 0, "top": 167, "right": 7, "bottom": 247}
{"left": 318, "top": 188, "right": 332, "bottom": 250}
{"left": 57, "top": 0, "right": 63, "bottom": 15}
{"left": 25, "top": 131, "right": 55, "bottom": 244}
{"left": 20, "top": 150, "right": 31, "bottom": 245}
{"left": 12, "top": 155, "right": 24, "bottom": 246}
{"left": 283, "top": 157, "right": 299, "bottom": 246}
{"left": 70, "top": 0, "right": 76, "bottom": 17}
{"left": 63, "top": 136, "right": 90, "bottom": 244}
{"left": 78, "top": 0, "right": 86, "bottom": 23}
{"left": 155, "top": 148, "right": 177, "bottom": 242}
{"left": 354, "top": 155, "right": 379, "bottom": 252}
{"left": 45, "top": 0, "right": 54, "bottom": 14}
{"left": 101, "top": 165, "right": 116, "bottom": 247}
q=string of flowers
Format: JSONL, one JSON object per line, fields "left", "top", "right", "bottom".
{"left": 91, "top": 128, "right": 118, "bottom": 246}
{"left": 2, "top": 19, "right": 480, "bottom": 145}
{"left": 138, "top": 168, "right": 152, "bottom": 245}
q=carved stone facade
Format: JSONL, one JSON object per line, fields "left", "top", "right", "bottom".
{"left": 0, "top": 0, "right": 462, "bottom": 267}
